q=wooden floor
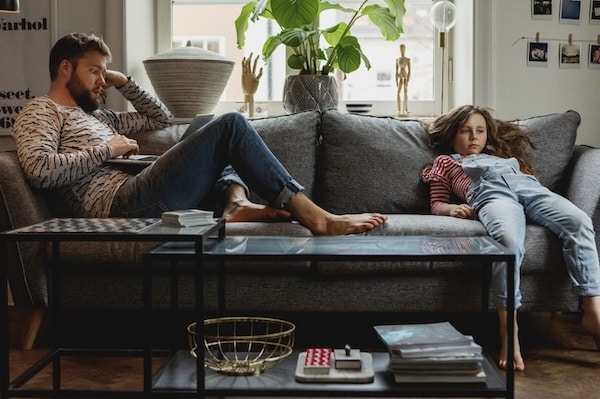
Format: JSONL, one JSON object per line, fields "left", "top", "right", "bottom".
{"left": 7, "top": 309, "right": 600, "bottom": 398}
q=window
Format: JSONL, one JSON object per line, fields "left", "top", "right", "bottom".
{"left": 170, "top": 0, "right": 439, "bottom": 116}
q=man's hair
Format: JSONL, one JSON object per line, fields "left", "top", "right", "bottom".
{"left": 49, "top": 32, "right": 111, "bottom": 81}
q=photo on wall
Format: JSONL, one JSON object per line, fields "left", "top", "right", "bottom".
{"left": 527, "top": 41, "right": 549, "bottom": 66}
{"left": 590, "top": 44, "right": 600, "bottom": 69}
{"left": 559, "top": 42, "right": 581, "bottom": 68}
{"left": 560, "top": 0, "right": 581, "bottom": 24}
{"left": 591, "top": 1, "right": 600, "bottom": 24}
{"left": 532, "top": 0, "right": 553, "bottom": 20}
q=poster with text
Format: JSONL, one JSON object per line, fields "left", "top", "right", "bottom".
{"left": 0, "top": 0, "right": 53, "bottom": 135}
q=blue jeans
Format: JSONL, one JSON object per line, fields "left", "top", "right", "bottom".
{"left": 110, "top": 112, "right": 303, "bottom": 217}
{"left": 462, "top": 154, "right": 600, "bottom": 309}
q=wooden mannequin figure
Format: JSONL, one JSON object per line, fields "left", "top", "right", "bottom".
{"left": 395, "top": 44, "right": 411, "bottom": 117}
{"left": 241, "top": 53, "right": 263, "bottom": 117}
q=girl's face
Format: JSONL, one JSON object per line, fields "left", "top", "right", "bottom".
{"left": 452, "top": 113, "right": 488, "bottom": 156}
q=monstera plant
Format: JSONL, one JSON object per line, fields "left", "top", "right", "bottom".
{"left": 235, "top": 0, "right": 406, "bottom": 112}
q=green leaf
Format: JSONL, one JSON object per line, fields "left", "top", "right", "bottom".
{"left": 279, "top": 28, "right": 313, "bottom": 48}
{"left": 336, "top": 45, "right": 361, "bottom": 74}
{"left": 383, "top": 0, "right": 407, "bottom": 27}
{"left": 271, "top": 0, "right": 319, "bottom": 29}
{"left": 321, "top": 22, "right": 347, "bottom": 47}
{"left": 318, "top": 1, "right": 356, "bottom": 14}
{"left": 251, "top": 0, "right": 269, "bottom": 21}
{"left": 235, "top": 2, "right": 257, "bottom": 49}
{"left": 363, "top": 4, "right": 403, "bottom": 41}
{"left": 287, "top": 53, "right": 307, "bottom": 70}
{"left": 262, "top": 34, "right": 283, "bottom": 60}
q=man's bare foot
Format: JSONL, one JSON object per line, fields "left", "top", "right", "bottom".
{"left": 284, "top": 192, "right": 387, "bottom": 235}
{"left": 498, "top": 309, "right": 525, "bottom": 371}
{"left": 581, "top": 296, "right": 600, "bottom": 350}
{"left": 222, "top": 198, "right": 292, "bottom": 223}
{"left": 304, "top": 213, "right": 388, "bottom": 236}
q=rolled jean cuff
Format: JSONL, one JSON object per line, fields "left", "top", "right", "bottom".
{"left": 275, "top": 179, "right": 304, "bottom": 209}
{"left": 217, "top": 174, "right": 250, "bottom": 197}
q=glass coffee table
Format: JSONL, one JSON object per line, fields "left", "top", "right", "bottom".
{"left": 0, "top": 217, "right": 225, "bottom": 399}
{"left": 147, "top": 235, "right": 516, "bottom": 399}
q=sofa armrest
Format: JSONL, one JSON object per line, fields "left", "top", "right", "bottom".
{"left": 565, "top": 145, "right": 600, "bottom": 248}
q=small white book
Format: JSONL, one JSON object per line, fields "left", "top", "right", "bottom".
{"left": 161, "top": 209, "right": 215, "bottom": 227}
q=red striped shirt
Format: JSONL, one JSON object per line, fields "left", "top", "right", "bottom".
{"left": 420, "top": 155, "right": 472, "bottom": 215}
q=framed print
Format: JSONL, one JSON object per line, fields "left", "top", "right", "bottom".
{"left": 0, "top": 1, "right": 53, "bottom": 136}
{"left": 559, "top": 42, "right": 581, "bottom": 68}
{"left": 528, "top": 41, "right": 549, "bottom": 66}
{"left": 590, "top": 44, "right": 600, "bottom": 69}
{"left": 560, "top": 0, "right": 581, "bottom": 24}
{"left": 532, "top": 0, "right": 553, "bottom": 20}
{"left": 591, "top": 1, "right": 600, "bottom": 24}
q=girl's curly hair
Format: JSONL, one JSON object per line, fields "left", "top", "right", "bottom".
{"left": 425, "top": 105, "right": 536, "bottom": 176}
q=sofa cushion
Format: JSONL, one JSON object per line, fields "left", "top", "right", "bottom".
{"left": 318, "top": 110, "right": 434, "bottom": 214}
{"left": 514, "top": 110, "right": 580, "bottom": 191}
{"left": 248, "top": 111, "right": 321, "bottom": 202}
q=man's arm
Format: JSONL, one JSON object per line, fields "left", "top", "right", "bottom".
{"left": 93, "top": 72, "right": 173, "bottom": 135}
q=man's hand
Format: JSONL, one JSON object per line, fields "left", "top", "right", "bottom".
{"left": 103, "top": 70, "right": 129, "bottom": 90}
{"left": 108, "top": 134, "right": 139, "bottom": 158}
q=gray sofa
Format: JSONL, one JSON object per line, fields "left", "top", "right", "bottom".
{"left": 2, "top": 109, "right": 598, "bottom": 347}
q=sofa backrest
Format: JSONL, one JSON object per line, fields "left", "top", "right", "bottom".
{"left": 247, "top": 111, "right": 321, "bottom": 203}
{"left": 316, "top": 109, "right": 581, "bottom": 214}
{"left": 318, "top": 110, "right": 435, "bottom": 214}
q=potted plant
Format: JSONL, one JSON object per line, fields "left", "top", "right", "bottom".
{"left": 235, "top": 0, "right": 406, "bottom": 113}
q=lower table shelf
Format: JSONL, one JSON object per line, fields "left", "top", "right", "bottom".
{"left": 152, "top": 351, "right": 508, "bottom": 397}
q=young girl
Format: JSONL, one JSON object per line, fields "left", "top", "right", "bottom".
{"left": 420, "top": 105, "right": 600, "bottom": 371}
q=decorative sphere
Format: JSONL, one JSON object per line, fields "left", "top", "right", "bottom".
{"left": 429, "top": 1, "right": 457, "bottom": 32}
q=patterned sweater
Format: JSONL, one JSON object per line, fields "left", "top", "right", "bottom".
{"left": 420, "top": 155, "right": 472, "bottom": 215}
{"left": 12, "top": 78, "right": 173, "bottom": 217}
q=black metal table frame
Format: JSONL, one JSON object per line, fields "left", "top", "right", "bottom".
{"left": 144, "top": 235, "right": 516, "bottom": 399}
{"left": 0, "top": 218, "right": 225, "bottom": 399}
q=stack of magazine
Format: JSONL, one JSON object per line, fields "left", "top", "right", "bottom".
{"left": 373, "top": 321, "right": 486, "bottom": 384}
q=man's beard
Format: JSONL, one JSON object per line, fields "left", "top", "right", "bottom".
{"left": 67, "top": 74, "right": 101, "bottom": 112}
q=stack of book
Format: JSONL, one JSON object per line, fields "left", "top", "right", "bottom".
{"left": 373, "top": 321, "right": 486, "bottom": 384}
{"left": 161, "top": 209, "right": 215, "bottom": 227}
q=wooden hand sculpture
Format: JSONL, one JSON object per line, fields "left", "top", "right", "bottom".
{"left": 241, "top": 53, "right": 263, "bottom": 117}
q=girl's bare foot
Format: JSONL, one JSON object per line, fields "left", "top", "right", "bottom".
{"left": 581, "top": 296, "right": 600, "bottom": 350}
{"left": 498, "top": 309, "right": 525, "bottom": 371}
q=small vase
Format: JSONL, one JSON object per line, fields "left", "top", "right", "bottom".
{"left": 282, "top": 75, "right": 339, "bottom": 114}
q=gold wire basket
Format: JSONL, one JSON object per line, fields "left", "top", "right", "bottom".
{"left": 188, "top": 316, "right": 295, "bottom": 376}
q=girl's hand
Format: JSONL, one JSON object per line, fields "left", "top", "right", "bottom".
{"left": 447, "top": 203, "right": 476, "bottom": 219}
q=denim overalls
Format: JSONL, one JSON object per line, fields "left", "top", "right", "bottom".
{"left": 456, "top": 154, "right": 600, "bottom": 308}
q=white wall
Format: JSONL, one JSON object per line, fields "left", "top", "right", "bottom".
{"left": 473, "top": 0, "right": 600, "bottom": 146}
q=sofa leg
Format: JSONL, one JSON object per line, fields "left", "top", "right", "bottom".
{"left": 21, "top": 308, "right": 44, "bottom": 350}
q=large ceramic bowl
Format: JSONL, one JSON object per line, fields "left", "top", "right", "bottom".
{"left": 143, "top": 43, "right": 234, "bottom": 119}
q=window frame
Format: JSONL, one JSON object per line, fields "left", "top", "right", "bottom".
{"left": 164, "top": 0, "right": 452, "bottom": 117}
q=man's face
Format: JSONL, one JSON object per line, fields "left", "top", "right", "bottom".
{"left": 66, "top": 51, "right": 107, "bottom": 112}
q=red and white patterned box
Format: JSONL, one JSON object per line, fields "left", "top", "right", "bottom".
{"left": 303, "top": 348, "right": 331, "bottom": 374}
